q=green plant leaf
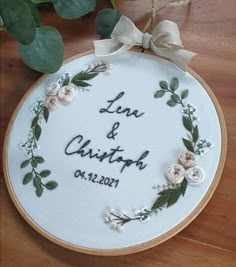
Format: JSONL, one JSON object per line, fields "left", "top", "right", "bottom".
{"left": 0, "top": 0, "right": 36, "bottom": 44}
{"left": 45, "top": 181, "right": 58, "bottom": 190}
{"left": 34, "top": 124, "right": 41, "bottom": 140}
{"left": 40, "top": 170, "right": 51, "bottom": 177}
{"left": 159, "top": 80, "right": 168, "bottom": 90}
{"left": 22, "top": 0, "right": 41, "bottom": 26}
{"left": 181, "top": 89, "right": 189, "bottom": 99}
{"left": 154, "top": 90, "right": 165, "bottom": 98}
{"left": 73, "top": 80, "right": 91, "bottom": 87}
{"left": 192, "top": 125, "right": 199, "bottom": 143}
{"left": 181, "top": 178, "right": 188, "bottom": 196}
{"left": 167, "top": 189, "right": 181, "bottom": 207}
{"left": 23, "top": 172, "right": 33, "bottom": 184}
{"left": 95, "top": 9, "right": 121, "bottom": 38}
{"left": 171, "top": 94, "right": 180, "bottom": 102}
{"left": 182, "top": 116, "right": 192, "bottom": 132}
{"left": 18, "top": 26, "right": 64, "bottom": 73}
{"left": 33, "top": 176, "right": 41, "bottom": 187}
{"left": 72, "top": 72, "right": 98, "bottom": 82}
{"left": 182, "top": 138, "right": 194, "bottom": 152}
{"left": 43, "top": 107, "right": 49, "bottom": 122}
{"left": 35, "top": 156, "right": 44, "bottom": 163}
{"left": 151, "top": 194, "right": 169, "bottom": 210}
{"left": 21, "top": 159, "right": 30, "bottom": 168}
{"left": 51, "top": 0, "right": 96, "bottom": 19}
{"left": 167, "top": 99, "right": 177, "bottom": 107}
{"left": 110, "top": 0, "right": 116, "bottom": 9}
{"left": 170, "top": 77, "right": 179, "bottom": 91}
{"left": 31, "top": 116, "right": 38, "bottom": 128}
{"left": 31, "top": 158, "right": 38, "bottom": 168}
{"left": 36, "top": 184, "right": 44, "bottom": 197}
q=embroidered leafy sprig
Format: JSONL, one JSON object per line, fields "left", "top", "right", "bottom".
{"left": 20, "top": 100, "right": 58, "bottom": 197}
{"left": 155, "top": 77, "right": 189, "bottom": 107}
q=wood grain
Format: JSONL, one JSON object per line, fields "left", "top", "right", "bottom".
{"left": 1, "top": 0, "right": 236, "bottom": 265}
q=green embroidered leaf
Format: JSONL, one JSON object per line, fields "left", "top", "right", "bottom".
{"left": 182, "top": 138, "right": 194, "bottom": 152}
{"left": 72, "top": 72, "right": 98, "bottom": 82}
{"left": 183, "top": 116, "right": 192, "bottom": 132}
{"left": 39, "top": 170, "right": 51, "bottom": 178}
{"left": 51, "top": 0, "right": 96, "bottom": 19}
{"left": 95, "top": 9, "right": 121, "bottom": 38}
{"left": 159, "top": 80, "right": 168, "bottom": 90}
{"left": 36, "top": 185, "right": 44, "bottom": 197}
{"left": 0, "top": 0, "right": 36, "bottom": 44}
{"left": 167, "top": 99, "right": 177, "bottom": 107}
{"left": 154, "top": 90, "right": 165, "bottom": 98}
{"left": 35, "top": 156, "right": 44, "bottom": 164}
{"left": 167, "top": 189, "right": 182, "bottom": 207}
{"left": 34, "top": 124, "right": 41, "bottom": 140}
{"left": 45, "top": 181, "right": 58, "bottom": 190}
{"left": 23, "top": 172, "right": 33, "bottom": 184}
{"left": 33, "top": 176, "right": 41, "bottom": 188}
{"left": 151, "top": 194, "right": 169, "bottom": 210}
{"left": 170, "top": 77, "right": 179, "bottom": 91}
{"left": 31, "top": 116, "right": 38, "bottom": 128}
{"left": 171, "top": 94, "right": 180, "bottom": 102}
{"left": 181, "top": 89, "right": 189, "bottom": 99}
{"left": 181, "top": 178, "right": 188, "bottom": 196}
{"left": 73, "top": 80, "right": 91, "bottom": 87}
{"left": 43, "top": 107, "right": 49, "bottom": 122}
{"left": 192, "top": 125, "right": 199, "bottom": 143}
{"left": 19, "top": 26, "right": 64, "bottom": 73}
{"left": 31, "top": 158, "right": 38, "bottom": 168}
{"left": 21, "top": 159, "right": 30, "bottom": 168}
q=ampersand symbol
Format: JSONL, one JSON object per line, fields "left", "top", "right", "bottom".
{"left": 107, "top": 122, "right": 120, "bottom": 140}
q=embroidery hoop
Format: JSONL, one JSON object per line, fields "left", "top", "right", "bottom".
{"left": 3, "top": 50, "right": 227, "bottom": 256}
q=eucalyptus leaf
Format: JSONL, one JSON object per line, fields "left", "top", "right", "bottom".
{"left": 154, "top": 90, "right": 165, "bottom": 98}
{"left": 23, "top": 172, "right": 33, "bottom": 184}
{"left": 72, "top": 72, "right": 98, "bottom": 82}
{"left": 22, "top": 0, "right": 41, "bottom": 26}
{"left": 18, "top": 26, "right": 64, "bottom": 73}
{"left": 40, "top": 170, "right": 51, "bottom": 177}
{"left": 181, "top": 178, "right": 188, "bottom": 196}
{"left": 95, "top": 9, "right": 121, "bottom": 38}
{"left": 0, "top": 0, "right": 36, "bottom": 44}
{"left": 171, "top": 94, "right": 180, "bottom": 102}
{"left": 73, "top": 80, "right": 91, "bottom": 87}
{"left": 182, "top": 138, "right": 194, "bottom": 152}
{"left": 31, "top": 116, "right": 38, "bottom": 128}
{"left": 167, "top": 99, "right": 177, "bottom": 107}
{"left": 170, "top": 77, "right": 179, "bottom": 91}
{"left": 182, "top": 116, "right": 192, "bottom": 132}
{"left": 31, "top": 158, "right": 38, "bottom": 168}
{"left": 159, "top": 80, "right": 168, "bottom": 90}
{"left": 181, "top": 89, "right": 189, "bottom": 99}
{"left": 33, "top": 176, "right": 41, "bottom": 187}
{"left": 45, "top": 181, "right": 58, "bottom": 190}
{"left": 51, "top": 0, "right": 96, "bottom": 19}
{"left": 21, "top": 159, "right": 30, "bottom": 168}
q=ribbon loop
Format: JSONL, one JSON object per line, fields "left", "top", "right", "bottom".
{"left": 94, "top": 16, "right": 196, "bottom": 71}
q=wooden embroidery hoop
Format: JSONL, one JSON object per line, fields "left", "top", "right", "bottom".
{"left": 3, "top": 50, "right": 227, "bottom": 256}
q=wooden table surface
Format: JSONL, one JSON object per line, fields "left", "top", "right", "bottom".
{"left": 1, "top": 0, "right": 236, "bottom": 266}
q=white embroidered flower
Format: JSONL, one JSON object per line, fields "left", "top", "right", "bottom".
{"left": 58, "top": 85, "right": 76, "bottom": 104}
{"left": 185, "top": 167, "right": 204, "bottom": 185}
{"left": 44, "top": 95, "right": 59, "bottom": 111}
{"left": 45, "top": 82, "right": 60, "bottom": 96}
{"left": 179, "top": 151, "right": 196, "bottom": 169}
{"left": 166, "top": 164, "right": 185, "bottom": 184}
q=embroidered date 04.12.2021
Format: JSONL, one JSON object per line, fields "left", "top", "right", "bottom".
{"left": 74, "top": 169, "right": 120, "bottom": 188}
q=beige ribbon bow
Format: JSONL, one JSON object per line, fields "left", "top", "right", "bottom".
{"left": 94, "top": 16, "right": 196, "bottom": 71}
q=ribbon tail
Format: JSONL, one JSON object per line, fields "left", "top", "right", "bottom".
{"left": 153, "top": 45, "right": 197, "bottom": 71}
{"left": 94, "top": 39, "right": 132, "bottom": 57}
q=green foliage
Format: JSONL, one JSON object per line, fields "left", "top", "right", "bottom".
{"left": 95, "top": 9, "right": 121, "bottom": 38}
{"left": 19, "top": 26, "right": 64, "bottom": 73}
